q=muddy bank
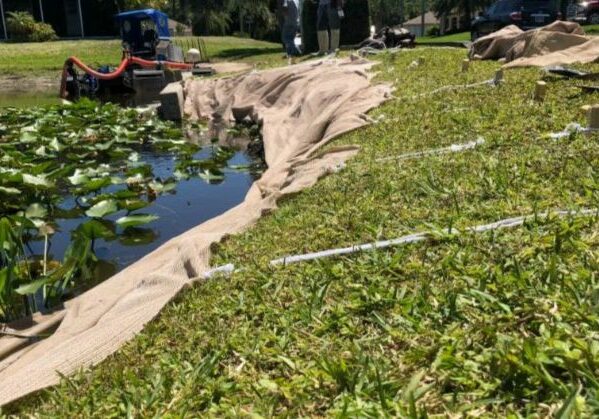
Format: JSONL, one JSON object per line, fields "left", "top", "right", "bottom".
{"left": 0, "top": 74, "right": 59, "bottom": 92}
{"left": 0, "top": 62, "right": 252, "bottom": 94}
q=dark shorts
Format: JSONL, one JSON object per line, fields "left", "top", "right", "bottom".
{"left": 317, "top": 3, "right": 340, "bottom": 31}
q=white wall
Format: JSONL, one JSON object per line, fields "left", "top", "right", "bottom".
{"left": 404, "top": 24, "right": 435, "bottom": 37}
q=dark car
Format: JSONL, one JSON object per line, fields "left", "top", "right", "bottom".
{"left": 567, "top": 0, "right": 599, "bottom": 24}
{"left": 471, "top": 0, "right": 562, "bottom": 40}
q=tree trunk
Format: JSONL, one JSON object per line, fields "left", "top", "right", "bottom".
{"left": 399, "top": 0, "right": 404, "bottom": 23}
{"left": 239, "top": 5, "right": 244, "bottom": 34}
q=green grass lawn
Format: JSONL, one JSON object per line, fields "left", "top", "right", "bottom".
{"left": 5, "top": 48, "right": 599, "bottom": 416}
{"left": 0, "top": 36, "right": 281, "bottom": 78}
{"left": 418, "top": 31, "right": 470, "bottom": 43}
{"left": 419, "top": 23, "right": 599, "bottom": 43}
{"left": 583, "top": 23, "right": 599, "bottom": 34}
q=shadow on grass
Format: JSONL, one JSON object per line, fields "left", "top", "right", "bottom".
{"left": 214, "top": 46, "right": 282, "bottom": 60}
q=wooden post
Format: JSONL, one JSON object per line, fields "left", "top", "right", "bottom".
{"left": 494, "top": 69, "right": 503, "bottom": 84}
{"left": 0, "top": 0, "right": 7, "bottom": 40}
{"left": 587, "top": 104, "right": 599, "bottom": 130}
{"left": 461, "top": 59, "right": 470, "bottom": 72}
{"left": 239, "top": 6, "right": 244, "bottom": 35}
{"left": 534, "top": 81, "right": 546, "bottom": 102}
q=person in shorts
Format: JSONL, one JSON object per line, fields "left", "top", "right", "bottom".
{"left": 279, "top": 0, "right": 301, "bottom": 58}
{"left": 317, "top": 0, "right": 344, "bottom": 54}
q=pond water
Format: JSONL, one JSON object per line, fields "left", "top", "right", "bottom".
{"left": 0, "top": 89, "right": 160, "bottom": 109}
{"left": 27, "top": 146, "right": 257, "bottom": 271}
{"left": 0, "top": 90, "right": 61, "bottom": 108}
{"left": 0, "top": 100, "right": 264, "bottom": 320}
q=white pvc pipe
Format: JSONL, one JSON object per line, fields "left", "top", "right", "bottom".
{"left": 413, "top": 78, "right": 493, "bottom": 99}
{"left": 195, "top": 210, "right": 597, "bottom": 276}
{"left": 270, "top": 209, "right": 597, "bottom": 266}
{"left": 376, "top": 137, "right": 485, "bottom": 162}
{"left": 200, "top": 263, "right": 236, "bottom": 280}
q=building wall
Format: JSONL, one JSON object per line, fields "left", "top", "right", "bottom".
{"left": 404, "top": 23, "right": 435, "bottom": 37}
{"left": 440, "top": 14, "right": 461, "bottom": 34}
{"left": 80, "top": 0, "right": 119, "bottom": 37}
{"left": 0, "top": 0, "right": 118, "bottom": 40}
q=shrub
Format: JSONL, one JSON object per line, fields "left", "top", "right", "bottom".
{"left": 6, "top": 11, "right": 57, "bottom": 42}
{"left": 175, "top": 23, "right": 187, "bottom": 36}
{"left": 426, "top": 25, "right": 440, "bottom": 36}
{"left": 302, "top": 0, "right": 370, "bottom": 53}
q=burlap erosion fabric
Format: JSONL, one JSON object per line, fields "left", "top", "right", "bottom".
{"left": 469, "top": 21, "right": 599, "bottom": 68}
{"left": 0, "top": 58, "right": 391, "bottom": 407}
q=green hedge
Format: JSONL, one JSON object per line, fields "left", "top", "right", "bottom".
{"left": 6, "top": 11, "right": 57, "bottom": 42}
{"left": 301, "top": 0, "right": 370, "bottom": 54}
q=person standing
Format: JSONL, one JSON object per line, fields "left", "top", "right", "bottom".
{"left": 279, "top": 0, "right": 301, "bottom": 59}
{"left": 317, "top": 0, "right": 344, "bottom": 55}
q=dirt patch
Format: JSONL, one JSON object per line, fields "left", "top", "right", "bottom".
{"left": 0, "top": 62, "right": 251, "bottom": 93}
{"left": 0, "top": 74, "right": 59, "bottom": 92}
{"left": 211, "top": 61, "right": 253, "bottom": 74}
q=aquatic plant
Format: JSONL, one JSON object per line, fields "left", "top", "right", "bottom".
{"left": 0, "top": 100, "right": 248, "bottom": 320}
{"left": 9, "top": 48, "right": 598, "bottom": 417}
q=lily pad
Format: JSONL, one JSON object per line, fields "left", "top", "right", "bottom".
{"left": 23, "top": 174, "right": 54, "bottom": 188}
{"left": 116, "top": 214, "right": 159, "bottom": 229}
{"left": 119, "top": 199, "right": 149, "bottom": 212}
{"left": 82, "top": 177, "right": 111, "bottom": 193}
{"left": 68, "top": 169, "right": 91, "bottom": 186}
{"left": 119, "top": 227, "right": 158, "bottom": 246}
{"left": 199, "top": 169, "right": 225, "bottom": 182}
{"left": 15, "top": 277, "right": 52, "bottom": 296}
{"left": 85, "top": 199, "right": 118, "bottom": 218}
{"left": 25, "top": 203, "right": 47, "bottom": 219}
{"left": 148, "top": 181, "right": 176, "bottom": 194}
{"left": 0, "top": 186, "right": 20, "bottom": 195}
{"left": 77, "top": 219, "right": 116, "bottom": 240}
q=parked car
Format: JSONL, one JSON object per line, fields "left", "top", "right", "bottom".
{"left": 567, "top": 0, "right": 599, "bottom": 24}
{"left": 471, "top": 0, "right": 562, "bottom": 40}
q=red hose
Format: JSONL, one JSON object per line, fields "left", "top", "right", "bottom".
{"left": 59, "top": 55, "right": 193, "bottom": 98}
{"left": 67, "top": 56, "right": 132, "bottom": 80}
{"left": 130, "top": 56, "right": 192, "bottom": 70}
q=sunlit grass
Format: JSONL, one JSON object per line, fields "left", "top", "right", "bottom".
{"left": 418, "top": 31, "right": 470, "bottom": 43}
{"left": 0, "top": 36, "right": 282, "bottom": 77}
{"left": 6, "top": 48, "right": 599, "bottom": 416}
